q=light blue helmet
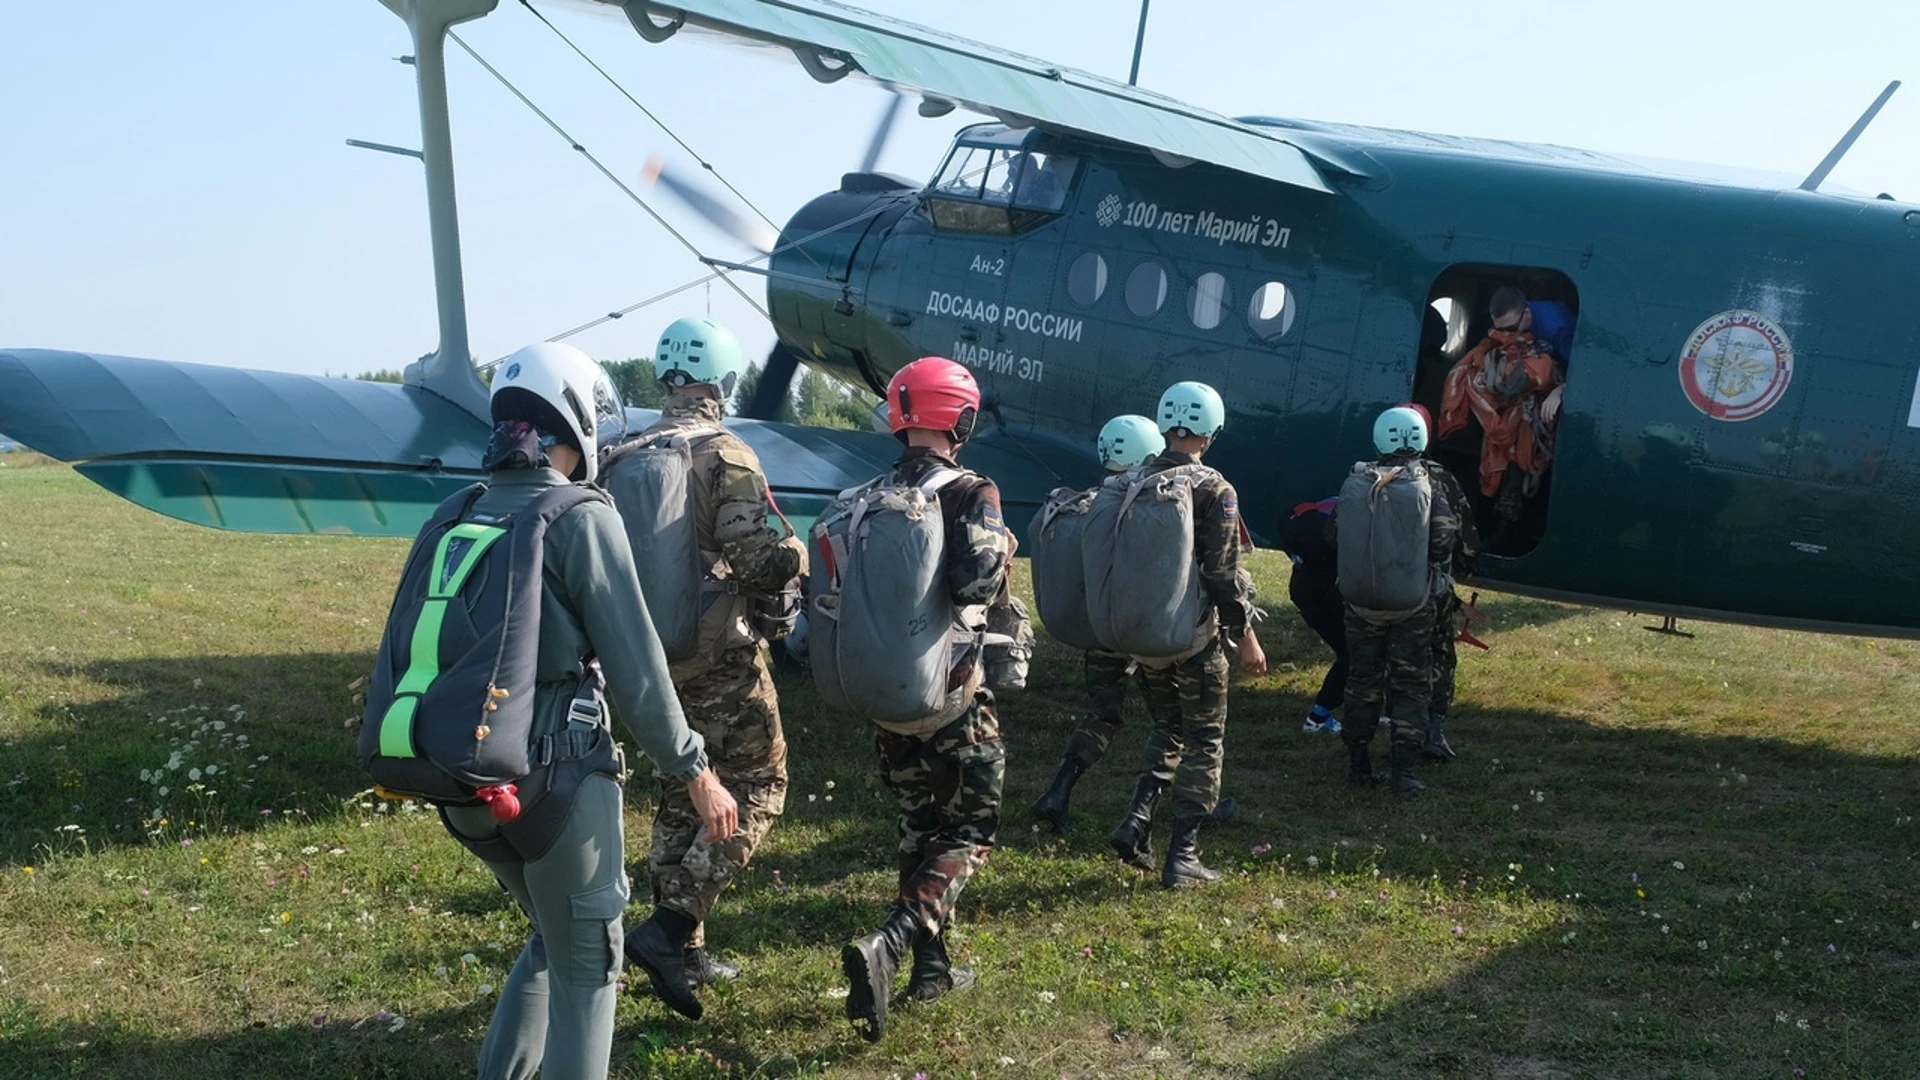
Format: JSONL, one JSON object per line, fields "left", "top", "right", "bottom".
{"left": 1156, "top": 380, "right": 1226, "bottom": 438}
{"left": 1373, "top": 406, "right": 1429, "bottom": 455}
{"left": 656, "top": 317, "right": 746, "bottom": 398}
{"left": 1097, "top": 414, "right": 1165, "bottom": 471}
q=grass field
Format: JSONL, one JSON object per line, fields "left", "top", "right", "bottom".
{"left": 2, "top": 453, "right": 1918, "bottom": 1079}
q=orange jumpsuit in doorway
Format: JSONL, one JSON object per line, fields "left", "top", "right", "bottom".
{"left": 1438, "top": 329, "right": 1564, "bottom": 499}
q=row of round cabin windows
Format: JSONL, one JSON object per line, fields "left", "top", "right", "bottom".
{"left": 1066, "top": 252, "right": 1297, "bottom": 340}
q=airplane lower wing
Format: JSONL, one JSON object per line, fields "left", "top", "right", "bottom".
{"left": 0, "top": 349, "right": 1079, "bottom": 539}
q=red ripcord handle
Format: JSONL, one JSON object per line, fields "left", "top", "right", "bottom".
{"left": 475, "top": 784, "right": 521, "bottom": 822}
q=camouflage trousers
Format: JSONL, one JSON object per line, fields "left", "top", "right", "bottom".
{"left": 1136, "top": 634, "right": 1230, "bottom": 819}
{"left": 875, "top": 691, "right": 1004, "bottom": 935}
{"left": 1062, "top": 650, "right": 1147, "bottom": 768}
{"left": 1341, "top": 602, "right": 1435, "bottom": 750}
{"left": 649, "top": 647, "right": 787, "bottom": 948}
{"left": 1431, "top": 590, "right": 1462, "bottom": 719}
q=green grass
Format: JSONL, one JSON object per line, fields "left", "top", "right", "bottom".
{"left": 3, "top": 459, "right": 1919, "bottom": 1078}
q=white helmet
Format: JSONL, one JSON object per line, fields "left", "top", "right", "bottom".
{"left": 1372, "top": 406, "right": 1428, "bottom": 455}
{"left": 1097, "top": 414, "right": 1165, "bottom": 470}
{"left": 1156, "top": 380, "right": 1226, "bottom": 438}
{"left": 490, "top": 342, "right": 626, "bottom": 483}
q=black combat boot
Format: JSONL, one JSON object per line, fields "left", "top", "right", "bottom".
{"left": 1030, "top": 756, "right": 1087, "bottom": 835}
{"left": 842, "top": 906, "right": 921, "bottom": 1042}
{"left": 1207, "top": 796, "right": 1239, "bottom": 826}
{"left": 684, "top": 946, "right": 740, "bottom": 987}
{"left": 624, "top": 908, "right": 703, "bottom": 1020}
{"left": 1109, "top": 775, "right": 1165, "bottom": 871}
{"left": 1389, "top": 741, "right": 1426, "bottom": 795}
{"left": 904, "top": 932, "right": 976, "bottom": 1002}
{"left": 1422, "top": 709, "right": 1457, "bottom": 762}
{"left": 1161, "top": 814, "right": 1224, "bottom": 888}
{"left": 1344, "top": 738, "right": 1377, "bottom": 786}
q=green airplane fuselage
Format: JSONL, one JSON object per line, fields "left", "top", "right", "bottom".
{"left": 771, "top": 120, "right": 1920, "bottom": 636}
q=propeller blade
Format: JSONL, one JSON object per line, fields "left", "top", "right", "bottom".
{"left": 743, "top": 343, "right": 802, "bottom": 421}
{"left": 641, "top": 155, "right": 778, "bottom": 254}
{"left": 858, "top": 89, "right": 906, "bottom": 175}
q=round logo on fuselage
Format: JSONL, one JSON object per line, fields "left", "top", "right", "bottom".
{"left": 1678, "top": 310, "right": 1793, "bottom": 422}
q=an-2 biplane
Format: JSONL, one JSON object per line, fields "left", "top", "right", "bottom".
{"left": 4, "top": 0, "right": 1918, "bottom": 637}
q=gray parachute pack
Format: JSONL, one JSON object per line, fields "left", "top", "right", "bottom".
{"left": 599, "top": 426, "right": 723, "bottom": 663}
{"left": 807, "top": 469, "right": 975, "bottom": 725}
{"left": 1082, "top": 464, "right": 1216, "bottom": 661}
{"left": 807, "top": 467, "right": 1027, "bottom": 724}
{"left": 1336, "top": 458, "right": 1435, "bottom": 617}
{"left": 1026, "top": 485, "right": 1103, "bottom": 652}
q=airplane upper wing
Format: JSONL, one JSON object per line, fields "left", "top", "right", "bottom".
{"left": 0, "top": 349, "right": 1081, "bottom": 539}
{"left": 568, "top": 0, "right": 1334, "bottom": 194}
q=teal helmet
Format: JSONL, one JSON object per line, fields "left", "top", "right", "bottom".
{"left": 1156, "top": 380, "right": 1226, "bottom": 438}
{"left": 1097, "top": 414, "right": 1164, "bottom": 470}
{"left": 656, "top": 317, "right": 746, "bottom": 398}
{"left": 1373, "top": 406, "right": 1429, "bottom": 455}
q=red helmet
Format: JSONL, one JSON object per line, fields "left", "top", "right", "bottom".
{"left": 888, "top": 357, "right": 980, "bottom": 441}
{"left": 1401, "top": 402, "right": 1433, "bottom": 433}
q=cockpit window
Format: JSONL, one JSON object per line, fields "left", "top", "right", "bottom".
{"left": 926, "top": 134, "right": 1079, "bottom": 235}
{"left": 934, "top": 145, "right": 992, "bottom": 199}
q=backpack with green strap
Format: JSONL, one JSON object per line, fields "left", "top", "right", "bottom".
{"left": 359, "top": 482, "right": 602, "bottom": 820}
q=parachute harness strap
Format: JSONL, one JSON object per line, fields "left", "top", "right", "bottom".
{"left": 377, "top": 521, "right": 509, "bottom": 760}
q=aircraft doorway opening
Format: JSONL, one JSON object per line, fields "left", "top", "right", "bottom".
{"left": 1410, "top": 265, "right": 1579, "bottom": 558}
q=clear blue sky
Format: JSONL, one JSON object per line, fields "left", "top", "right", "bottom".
{"left": 3, "top": 0, "right": 1916, "bottom": 378}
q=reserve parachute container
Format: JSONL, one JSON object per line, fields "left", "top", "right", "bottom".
{"left": 1082, "top": 466, "right": 1214, "bottom": 661}
{"left": 1336, "top": 459, "right": 1435, "bottom": 617}
{"left": 1026, "top": 485, "right": 1103, "bottom": 652}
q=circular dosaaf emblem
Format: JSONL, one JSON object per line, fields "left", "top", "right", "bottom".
{"left": 1678, "top": 310, "right": 1794, "bottom": 422}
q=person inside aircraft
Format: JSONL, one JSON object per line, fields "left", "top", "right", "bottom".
{"left": 1010, "top": 151, "right": 1065, "bottom": 210}
{"left": 1491, "top": 287, "right": 1576, "bottom": 364}
{"left": 1438, "top": 286, "right": 1566, "bottom": 542}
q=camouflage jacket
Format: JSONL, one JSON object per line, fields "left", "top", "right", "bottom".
{"left": 639, "top": 393, "right": 804, "bottom": 596}
{"left": 1138, "top": 449, "right": 1255, "bottom": 641}
{"left": 1423, "top": 457, "right": 1481, "bottom": 580}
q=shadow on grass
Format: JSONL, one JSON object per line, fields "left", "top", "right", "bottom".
{"left": 0, "top": 995, "right": 867, "bottom": 1080}
{"left": 0, "top": 997, "right": 483, "bottom": 1080}
{"left": 0, "top": 652, "right": 378, "bottom": 865}
{"left": 986, "top": 660, "right": 1920, "bottom": 1078}
{"left": 11, "top": 624, "right": 1920, "bottom": 1075}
